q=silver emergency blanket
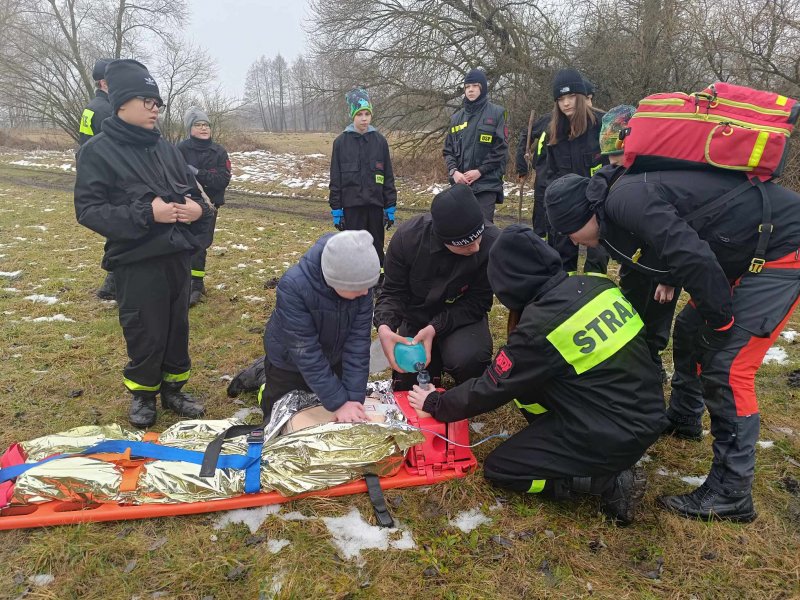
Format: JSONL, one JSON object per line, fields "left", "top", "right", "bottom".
{"left": 9, "top": 381, "right": 423, "bottom": 505}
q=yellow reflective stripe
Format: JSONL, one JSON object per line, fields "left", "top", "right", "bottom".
{"left": 711, "top": 96, "right": 791, "bottom": 117}
{"left": 546, "top": 287, "right": 643, "bottom": 375}
{"left": 528, "top": 479, "right": 546, "bottom": 494}
{"left": 638, "top": 98, "right": 685, "bottom": 106}
{"left": 536, "top": 131, "right": 546, "bottom": 155}
{"left": 630, "top": 111, "right": 791, "bottom": 136}
{"left": 747, "top": 131, "right": 770, "bottom": 168}
{"left": 451, "top": 121, "right": 468, "bottom": 133}
{"left": 514, "top": 399, "right": 548, "bottom": 414}
{"left": 567, "top": 271, "right": 609, "bottom": 279}
{"left": 589, "top": 163, "right": 603, "bottom": 176}
{"left": 375, "top": 174, "right": 384, "bottom": 184}
{"left": 258, "top": 383, "right": 265, "bottom": 403}
{"left": 191, "top": 269, "right": 205, "bottom": 278}
{"left": 123, "top": 378, "right": 160, "bottom": 392}
{"left": 479, "top": 134, "right": 493, "bottom": 143}
{"left": 776, "top": 95, "right": 788, "bottom": 106}
{"left": 162, "top": 370, "right": 190, "bottom": 383}
{"left": 79, "top": 108, "right": 95, "bottom": 136}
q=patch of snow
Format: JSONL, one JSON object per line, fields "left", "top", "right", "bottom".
{"left": 25, "top": 313, "right": 74, "bottom": 322}
{"left": 244, "top": 295, "right": 266, "bottom": 302}
{"left": 27, "top": 225, "right": 47, "bottom": 231}
{"left": 449, "top": 508, "right": 492, "bottom": 533}
{"left": 280, "top": 511, "right": 311, "bottom": 521}
{"left": 3, "top": 287, "right": 18, "bottom": 292}
{"left": 232, "top": 406, "right": 262, "bottom": 422}
{"left": 231, "top": 244, "right": 249, "bottom": 250}
{"left": 213, "top": 505, "right": 281, "bottom": 534}
{"left": 267, "top": 539, "right": 291, "bottom": 554}
{"left": 763, "top": 347, "right": 789, "bottom": 365}
{"left": 780, "top": 329, "right": 798, "bottom": 343}
{"left": 774, "top": 427, "right": 794, "bottom": 436}
{"left": 215, "top": 283, "right": 226, "bottom": 290}
{"left": 29, "top": 574, "right": 55, "bottom": 586}
{"left": 756, "top": 440, "right": 775, "bottom": 449}
{"left": 469, "top": 422, "right": 486, "bottom": 433}
{"left": 267, "top": 570, "right": 287, "bottom": 599}
{"left": 679, "top": 475, "right": 707, "bottom": 487}
{"left": 637, "top": 453, "right": 653, "bottom": 464}
{"left": 24, "top": 294, "right": 58, "bottom": 305}
{"left": 0, "top": 270, "right": 22, "bottom": 278}
{"left": 322, "top": 507, "right": 416, "bottom": 564}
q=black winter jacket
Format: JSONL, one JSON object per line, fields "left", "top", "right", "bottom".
{"left": 443, "top": 99, "right": 508, "bottom": 195}
{"left": 374, "top": 213, "right": 499, "bottom": 336}
{"left": 78, "top": 90, "right": 113, "bottom": 145}
{"left": 263, "top": 234, "right": 373, "bottom": 411}
{"left": 591, "top": 168, "right": 800, "bottom": 329}
{"left": 329, "top": 126, "right": 396, "bottom": 210}
{"left": 544, "top": 110, "right": 607, "bottom": 188}
{"left": 177, "top": 137, "right": 231, "bottom": 207}
{"left": 425, "top": 272, "right": 667, "bottom": 476}
{"left": 74, "top": 116, "right": 214, "bottom": 271}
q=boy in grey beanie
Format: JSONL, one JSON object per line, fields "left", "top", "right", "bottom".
{"left": 261, "top": 231, "right": 380, "bottom": 422}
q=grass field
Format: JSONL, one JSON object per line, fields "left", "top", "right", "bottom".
{"left": 1, "top": 145, "right": 800, "bottom": 600}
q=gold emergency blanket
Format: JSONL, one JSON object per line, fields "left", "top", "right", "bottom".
{"left": 9, "top": 383, "right": 424, "bottom": 505}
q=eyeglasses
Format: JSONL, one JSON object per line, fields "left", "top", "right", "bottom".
{"left": 136, "top": 96, "right": 163, "bottom": 110}
{"left": 192, "top": 122, "right": 211, "bottom": 129}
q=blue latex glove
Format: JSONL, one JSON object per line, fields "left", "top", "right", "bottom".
{"left": 384, "top": 206, "right": 395, "bottom": 230}
{"left": 331, "top": 209, "right": 345, "bottom": 231}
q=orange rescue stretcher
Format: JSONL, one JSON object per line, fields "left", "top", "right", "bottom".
{"left": 0, "top": 392, "right": 477, "bottom": 530}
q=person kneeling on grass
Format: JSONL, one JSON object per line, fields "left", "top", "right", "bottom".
{"left": 408, "top": 225, "right": 667, "bottom": 524}
{"left": 259, "top": 230, "right": 381, "bottom": 423}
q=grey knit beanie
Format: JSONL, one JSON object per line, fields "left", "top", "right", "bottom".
{"left": 321, "top": 231, "right": 381, "bottom": 291}
{"left": 184, "top": 106, "right": 210, "bottom": 137}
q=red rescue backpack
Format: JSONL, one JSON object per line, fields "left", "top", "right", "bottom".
{"left": 623, "top": 83, "right": 799, "bottom": 181}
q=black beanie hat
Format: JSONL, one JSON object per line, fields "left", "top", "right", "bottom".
{"left": 488, "top": 224, "right": 563, "bottom": 311}
{"left": 106, "top": 59, "right": 162, "bottom": 113}
{"left": 545, "top": 174, "right": 593, "bottom": 235}
{"left": 92, "top": 58, "right": 112, "bottom": 82}
{"left": 464, "top": 68, "right": 488, "bottom": 92}
{"left": 431, "top": 184, "right": 486, "bottom": 246}
{"left": 552, "top": 68, "right": 588, "bottom": 100}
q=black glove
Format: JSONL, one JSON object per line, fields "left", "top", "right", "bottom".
{"left": 335, "top": 219, "right": 346, "bottom": 232}
{"left": 696, "top": 321, "right": 733, "bottom": 352}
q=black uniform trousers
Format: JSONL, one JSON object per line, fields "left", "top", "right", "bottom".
{"left": 344, "top": 205, "right": 385, "bottom": 265}
{"left": 190, "top": 208, "right": 218, "bottom": 284}
{"left": 474, "top": 190, "right": 500, "bottom": 224}
{"left": 114, "top": 252, "right": 192, "bottom": 396}
{"left": 667, "top": 250, "right": 800, "bottom": 496}
{"left": 531, "top": 193, "right": 548, "bottom": 239}
{"left": 618, "top": 266, "right": 680, "bottom": 372}
{"left": 258, "top": 356, "right": 343, "bottom": 420}
{"left": 483, "top": 405, "right": 621, "bottom": 497}
{"left": 392, "top": 317, "right": 492, "bottom": 391}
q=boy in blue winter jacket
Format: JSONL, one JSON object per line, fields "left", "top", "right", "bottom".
{"left": 261, "top": 230, "right": 381, "bottom": 423}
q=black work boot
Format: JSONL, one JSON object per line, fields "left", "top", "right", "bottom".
{"left": 189, "top": 279, "right": 205, "bottom": 307}
{"left": 662, "top": 417, "right": 703, "bottom": 441}
{"left": 658, "top": 483, "right": 756, "bottom": 522}
{"left": 96, "top": 272, "right": 116, "bottom": 301}
{"left": 599, "top": 467, "right": 647, "bottom": 525}
{"left": 128, "top": 394, "right": 157, "bottom": 429}
{"left": 161, "top": 383, "right": 205, "bottom": 418}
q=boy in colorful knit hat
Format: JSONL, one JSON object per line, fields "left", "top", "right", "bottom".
{"left": 599, "top": 104, "right": 636, "bottom": 166}
{"left": 328, "top": 87, "right": 397, "bottom": 273}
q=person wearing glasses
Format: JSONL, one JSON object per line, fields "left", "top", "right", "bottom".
{"left": 74, "top": 59, "right": 214, "bottom": 428}
{"left": 177, "top": 107, "right": 232, "bottom": 306}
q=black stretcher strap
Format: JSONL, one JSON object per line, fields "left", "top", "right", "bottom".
{"left": 364, "top": 473, "right": 394, "bottom": 528}
{"left": 200, "top": 424, "right": 264, "bottom": 478}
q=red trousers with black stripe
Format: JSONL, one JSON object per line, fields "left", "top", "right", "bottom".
{"left": 667, "top": 250, "right": 800, "bottom": 496}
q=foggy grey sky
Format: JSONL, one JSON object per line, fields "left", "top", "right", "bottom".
{"left": 184, "top": 0, "right": 310, "bottom": 98}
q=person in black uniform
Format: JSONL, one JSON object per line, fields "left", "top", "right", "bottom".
{"left": 546, "top": 169, "right": 800, "bottom": 522}
{"left": 408, "top": 225, "right": 666, "bottom": 524}
{"left": 543, "top": 69, "right": 608, "bottom": 273}
{"left": 597, "top": 105, "right": 680, "bottom": 381}
{"left": 79, "top": 58, "right": 117, "bottom": 301}
{"left": 516, "top": 114, "right": 551, "bottom": 238}
{"left": 443, "top": 69, "right": 508, "bottom": 223}
{"left": 328, "top": 87, "right": 397, "bottom": 269}
{"left": 375, "top": 184, "right": 499, "bottom": 391}
{"left": 74, "top": 59, "right": 214, "bottom": 428}
{"left": 177, "top": 107, "right": 232, "bottom": 306}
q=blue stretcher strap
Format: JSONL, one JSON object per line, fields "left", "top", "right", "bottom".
{"left": 245, "top": 435, "right": 263, "bottom": 494}
{"left": 0, "top": 440, "right": 261, "bottom": 484}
